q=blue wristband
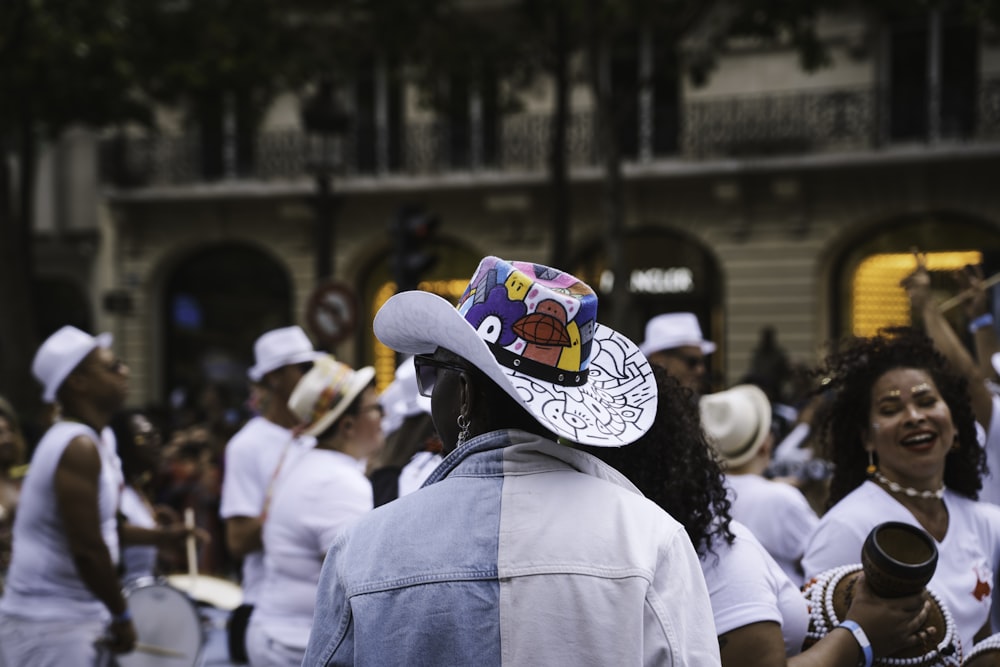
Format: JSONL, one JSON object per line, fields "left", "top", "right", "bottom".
{"left": 838, "top": 620, "right": 873, "bottom": 667}
{"left": 111, "top": 608, "right": 132, "bottom": 624}
{"left": 969, "top": 313, "right": 994, "bottom": 333}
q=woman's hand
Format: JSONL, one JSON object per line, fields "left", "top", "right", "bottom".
{"left": 843, "top": 573, "right": 933, "bottom": 657}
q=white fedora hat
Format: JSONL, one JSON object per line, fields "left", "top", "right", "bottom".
{"left": 639, "top": 313, "right": 716, "bottom": 357}
{"left": 699, "top": 384, "right": 772, "bottom": 468}
{"left": 247, "top": 326, "right": 323, "bottom": 382}
{"left": 288, "top": 355, "right": 376, "bottom": 438}
{"left": 32, "top": 326, "right": 113, "bottom": 403}
{"left": 378, "top": 356, "right": 432, "bottom": 437}
{"left": 374, "top": 256, "right": 658, "bottom": 447}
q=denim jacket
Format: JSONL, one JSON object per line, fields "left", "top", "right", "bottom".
{"left": 303, "top": 429, "right": 720, "bottom": 666}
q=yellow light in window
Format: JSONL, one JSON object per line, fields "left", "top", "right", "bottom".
{"left": 852, "top": 251, "right": 982, "bottom": 337}
{"left": 373, "top": 279, "right": 470, "bottom": 392}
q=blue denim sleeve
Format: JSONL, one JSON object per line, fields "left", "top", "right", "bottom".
{"left": 302, "top": 535, "right": 354, "bottom": 666}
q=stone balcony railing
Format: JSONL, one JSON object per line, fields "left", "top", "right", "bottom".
{"left": 100, "top": 78, "right": 1000, "bottom": 189}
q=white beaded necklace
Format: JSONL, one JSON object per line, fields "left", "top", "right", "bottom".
{"left": 873, "top": 471, "right": 945, "bottom": 500}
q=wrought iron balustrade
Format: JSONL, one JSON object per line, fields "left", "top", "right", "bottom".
{"left": 99, "top": 79, "right": 1000, "bottom": 189}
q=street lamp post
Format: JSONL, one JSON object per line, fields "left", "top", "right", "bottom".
{"left": 301, "top": 79, "right": 351, "bottom": 282}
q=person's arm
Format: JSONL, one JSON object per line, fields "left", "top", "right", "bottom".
{"left": 955, "top": 264, "right": 1000, "bottom": 382}
{"left": 120, "top": 520, "right": 210, "bottom": 549}
{"left": 226, "top": 515, "right": 262, "bottom": 559}
{"left": 903, "top": 262, "right": 994, "bottom": 432}
{"left": 55, "top": 436, "right": 136, "bottom": 653}
{"left": 719, "top": 576, "right": 929, "bottom": 667}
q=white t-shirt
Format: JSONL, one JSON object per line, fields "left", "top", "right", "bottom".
{"left": 702, "top": 521, "right": 809, "bottom": 657}
{"left": 803, "top": 481, "right": 1000, "bottom": 657}
{"left": 397, "top": 451, "right": 443, "bottom": 498}
{"left": 219, "top": 416, "right": 310, "bottom": 604}
{"left": 981, "top": 393, "right": 1000, "bottom": 506}
{"left": 726, "top": 474, "right": 818, "bottom": 588}
{"left": 254, "top": 447, "right": 373, "bottom": 649}
{"left": 120, "top": 485, "right": 158, "bottom": 584}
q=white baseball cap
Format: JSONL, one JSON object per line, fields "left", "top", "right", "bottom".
{"left": 32, "top": 326, "right": 113, "bottom": 403}
{"left": 247, "top": 326, "right": 323, "bottom": 382}
{"left": 639, "top": 312, "right": 716, "bottom": 357}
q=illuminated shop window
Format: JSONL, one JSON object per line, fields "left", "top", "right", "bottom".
{"left": 852, "top": 251, "right": 982, "bottom": 337}
{"left": 372, "top": 279, "right": 469, "bottom": 391}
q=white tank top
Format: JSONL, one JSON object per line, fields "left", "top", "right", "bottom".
{"left": 0, "top": 421, "right": 124, "bottom": 619}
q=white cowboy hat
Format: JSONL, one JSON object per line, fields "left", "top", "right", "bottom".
{"left": 32, "top": 326, "right": 113, "bottom": 403}
{"left": 699, "top": 384, "right": 772, "bottom": 468}
{"left": 374, "top": 256, "right": 658, "bottom": 447}
{"left": 639, "top": 312, "right": 716, "bottom": 357}
{"left": 288, "top": 355, "right": 376, "bottom": 438}
{"left": 247, "top": 326, "right": 323, "bottom": 382}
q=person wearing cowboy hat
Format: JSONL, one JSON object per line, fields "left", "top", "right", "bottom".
{"left": 303, "top": 256, "right": 719, "bottom": 666}
{"left": 0, "top": 326, "right": 198, "bottom": 665}
{"left": 640, "top": 312, "right": 716, "bottom": 395}
{"left": 218, "top": 324, "right": 322, "bottom": 663}
{"left": 247, "top": 355, "right": 381, "bottom": 667}
{"left": 700, "top": 384, "right": 818, "bottom": 588}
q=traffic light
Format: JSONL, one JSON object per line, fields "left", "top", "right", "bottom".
{"left": 391, "top": 206, "right": 439, "bottom": 293}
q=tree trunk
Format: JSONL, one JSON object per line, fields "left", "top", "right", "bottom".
{"left": 0, "top": 119, "right": 40, "bottom": 432}
{"left": 586, "top": 0, "right": 629, "bottom": 331}
{"left": 547, "top": 4, "right": 571, "bottom": 270}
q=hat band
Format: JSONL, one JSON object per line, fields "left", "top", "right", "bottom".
{"left": 725, "top": 422, "right": 763, "bottom": 463}
{"left": 488, "top": 343, "right": 587, "bottom": 387}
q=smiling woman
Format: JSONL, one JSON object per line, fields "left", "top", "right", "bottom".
{"left": 802, "top": 327, "right": 1000, "bottom": 659}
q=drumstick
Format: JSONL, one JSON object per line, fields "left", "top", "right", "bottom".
{"left": 184, "top": 508, "right": 197, "bottom": 581}
{"left": 937, "top": 271, "right": 1000, "bottom": 312}
{"left": 135, "top": 642, "right": 188, "bottom": 658}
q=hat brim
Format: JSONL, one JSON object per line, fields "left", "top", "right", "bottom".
{"left": 640, "top": 338, "right": 716, "bottom": 357}
{"left": 248, "top": 350, "right": 325, "bottom": 383}
{"left": 302, "top": 366, "right": 376, "bottom": 438}
{"left": 374, "top": 291, "right": 658, "bottom": 447}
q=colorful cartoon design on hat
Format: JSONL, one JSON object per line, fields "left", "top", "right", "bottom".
{"left": 374, "top": 256, "right": 658, "bottom": 446}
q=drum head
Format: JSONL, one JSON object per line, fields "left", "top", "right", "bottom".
{"left": 118, "top": 581, "right": 203, "bottom": 667}
{"left": 166, "top": 574, "right": 243, "bottom": 611}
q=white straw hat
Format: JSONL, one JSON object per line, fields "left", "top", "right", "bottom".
{"left": 32, "top": 326, "right": 113, "bottom": 403}
{"left": 374, "top": 256, "right": 658, "bottom": 447}
{"left": 288, "top": 355, "right": 376, "bottom": 437}
{"left": 639, "top": 313, "right": 716, "bottom": 357}
{"left": 247, "top": 326, "right": 323, "bottom": 382}
{"left": 699, "top": 384, "right": 772, "bottom": 468}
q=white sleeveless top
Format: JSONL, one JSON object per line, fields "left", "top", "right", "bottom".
{"left": 119, "top": 485, "right": 158, "bottom": 584}
{"left": 0, "top": 421, "right": 124, "bottom": 619}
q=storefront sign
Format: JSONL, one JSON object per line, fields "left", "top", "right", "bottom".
{"left": 599, "top": 267, "right": 695, "bottom": 295}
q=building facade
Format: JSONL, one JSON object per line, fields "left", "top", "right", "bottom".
{"left": 32, "top": 6, "right": 1000, "bottom": 410}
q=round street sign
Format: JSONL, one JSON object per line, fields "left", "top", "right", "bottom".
{"left": 305, "top": 281, "right": 358, "bottom": 347}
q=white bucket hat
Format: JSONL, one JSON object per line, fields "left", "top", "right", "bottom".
{"left": 699, "top": 384, "right": 772, "bottom": 468}
{"left": 32, "top": 326, "right": 113, "bottom": 403}
{"left": 374, "top": 256, "right": 658, "bottom": 447}
{"left": 378, "top": 356, "right": 432, "bottom": 437}
{"left": 639, "top": 312, "right": 716, "bottom": 357}
{"left": 247, "top": 326, "right": 323, "bottom": 382}
{"left": 288, "top": 355, "right": 376, "bottom": 437}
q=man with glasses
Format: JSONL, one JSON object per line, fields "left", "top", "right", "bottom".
{"left": 0, "top": 326, "right": 135, "bottom": 665}
{"left": 639, "top": 312, "right": 716, "bottom": 396}
{"left": 219, "top": 325, "right": 321, "bottom": 663}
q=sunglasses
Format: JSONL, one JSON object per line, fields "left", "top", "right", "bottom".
{"left": 413, "top": 355, "right": 468, "bottom": 397}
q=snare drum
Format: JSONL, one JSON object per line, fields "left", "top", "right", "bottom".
{"left": 116, "top": 578, "right": 203, "bottom": 667}
{"left": 166, "top": 574, "right": 243, "bottom": 612}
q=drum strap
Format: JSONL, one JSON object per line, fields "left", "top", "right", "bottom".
{"left": 261, "top": 436, "right": 297, "bottom": 523}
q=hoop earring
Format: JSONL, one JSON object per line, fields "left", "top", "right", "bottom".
{"left": 866, "top": 450, "right": 877, "bottom": 476}
{"left": 456, "top": 413, "right": 471, "bottom": 446}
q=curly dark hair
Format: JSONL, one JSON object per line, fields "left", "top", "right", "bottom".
{"left": 817, "top": 327, "right": 986, "bottom": 508}
{"left": 581, "top": 365, "right": 734, "bottom": 559}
